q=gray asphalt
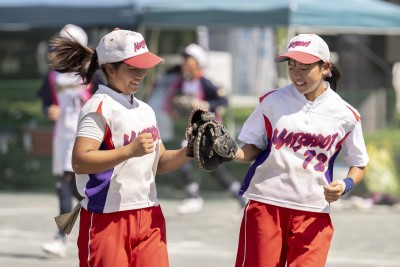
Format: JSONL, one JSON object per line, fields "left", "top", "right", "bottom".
{"left": 0, "top": 192, "right": 399, "bottom": 267}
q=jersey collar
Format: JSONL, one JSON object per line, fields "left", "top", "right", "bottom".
{"left": 97, "top": 85, "right": 138, "bottom": 108}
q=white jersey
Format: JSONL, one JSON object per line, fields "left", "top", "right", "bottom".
{"left": 76, "top": 85, "right": 161, "bottom": 213}
{"left": 51, "top": 71, "right": 91, "bottom": 175}
{"left": 238, "top": 83, "right": 369, "bottom": 213}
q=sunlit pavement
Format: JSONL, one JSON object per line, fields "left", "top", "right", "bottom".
{"left": 0, "top": 192, "right": 399, "bottom": 267}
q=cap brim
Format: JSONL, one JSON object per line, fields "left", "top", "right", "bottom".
{"left": 275, "top": 51, "right": 321, "bottom": 64}
{"left": 123, "top": 52, "right": 164, "bottom": 69}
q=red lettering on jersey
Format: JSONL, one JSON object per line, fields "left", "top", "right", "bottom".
{"left": 272, "top": 128, "right": 338, "bottom": 153}
{"left": 272, "top": 128, "right": 288, "bottom": 150}
{"left": 123, "top": 131, "right": 137, "bottom": 146}
{"left": 290, "top": 133, "right": 303, "bottom": 150}
{"left": 327, "top": 133, "right": 338, "bottom": 151}
{"left": 310, "top": 134, "right": 322, "bottom": 147}
{"left": 123, "top": 125, "right": 161, "bottom": 146}
{"left": 319, "top": 135, "right": 331, "bottom": 149}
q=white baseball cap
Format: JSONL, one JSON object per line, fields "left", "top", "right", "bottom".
{"left": 183, "top": 43, "right": 208, "bottom": 68}
{"left": 59, "top": 24, "right": 88, "bottom": 46}
{"left": 96, "top": 28, "right": 164, "bottom": 69}
{"left": 275, "top": 34, "right": 330, "bottom": 64}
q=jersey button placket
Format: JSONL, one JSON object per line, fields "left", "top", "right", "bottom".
{"left": 304, "top": 102, "right": 312, "bottom": 124}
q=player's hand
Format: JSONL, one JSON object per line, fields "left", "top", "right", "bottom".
{"left": 47, "top": 104, "right": 60, "bottom": 121}
{"left": 128, "top": 133, "right": 155, "bottom": 157}
{"left": 323, "top": 180, "right": 345, "bottom": 203}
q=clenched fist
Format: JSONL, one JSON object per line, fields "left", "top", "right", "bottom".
{"left": 128, "top": 133, "right": 155, "bottom": 157}
{"left": 323, "top": 180, "right": 345, "bottom": 203}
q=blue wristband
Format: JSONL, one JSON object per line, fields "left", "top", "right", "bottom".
{"left": 342, "top": 177, "right": 355, "bottom": 195}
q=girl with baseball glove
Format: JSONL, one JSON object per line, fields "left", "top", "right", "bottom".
{"left": 48, "top": 28, "right": 191, "bottom": 267}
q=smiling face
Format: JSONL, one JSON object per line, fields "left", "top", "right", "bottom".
{"left": 288, "top": 59, "right": 331, "bottom": 101}
{"left": 105, "top": 63, "right": 147, "bottom": 95}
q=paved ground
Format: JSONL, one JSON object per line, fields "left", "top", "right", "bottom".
{"left": 0, "top": 192, "right": 399, "bottom": 267}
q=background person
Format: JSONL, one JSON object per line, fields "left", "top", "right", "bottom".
{"left": 37, "top": 24, "right": 93, "bottom": 258}
{"left": 163, "top": 43, "right": 247, "bottom": 214}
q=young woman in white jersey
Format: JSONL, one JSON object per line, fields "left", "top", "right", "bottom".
{"left": 233, "top": 34, "right": 369, "bottom": 267}
{"left": 48, "top": 28, "right": 191, "bottom": 267}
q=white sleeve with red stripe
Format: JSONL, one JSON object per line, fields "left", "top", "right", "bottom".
{"left": 238, "top": 103, "right": 268, "bottom": 150}
{"left": 341, "top": 120, "right": 369, "bottom": 167}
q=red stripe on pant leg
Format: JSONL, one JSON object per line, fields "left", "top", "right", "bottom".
{"left": 78, "top": 207, "right": 169, "bottom": 267}
{"left": 78, "top": 208, "right": 131, "bottom": 267}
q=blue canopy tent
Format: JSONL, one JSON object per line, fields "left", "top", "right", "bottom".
{"left": 138, "top": 0, "right": 400, "bottom": 35}
{"left": 2, "top": 0, "right": 400, "bottom": 33}
{"left": 0, "top": 0, "right": 138, "bottom": 30}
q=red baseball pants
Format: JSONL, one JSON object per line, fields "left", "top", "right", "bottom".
{"left": 78, "top": 206, "right": 169, "bottom": 267}
{"left": 235, "top": 200, "right": 334, "bottom": 267}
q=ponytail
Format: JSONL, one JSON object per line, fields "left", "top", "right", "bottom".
{"left": 48, "top": 36, "right": 99, "bottom": 85}
{"left": 325, "top": 63, "right": 341, "bottom": 92}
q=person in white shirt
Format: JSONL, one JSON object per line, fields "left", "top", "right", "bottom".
{"left": 233, "top": 34, "right": 369, "bottom": 267}
{"left": 37, "top": 24, "right": 94, "bottom": 258}
{"left": 47, "top": 28, "right": 191, "bottom": 267}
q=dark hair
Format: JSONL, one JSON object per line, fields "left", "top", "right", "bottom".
{"left": 100, "top": 62, "right": 124, "bottom": 81}
{"left": 48, "top": 36, "right": 99, "bottom": 84}
{"left": 319, "top": 61, "right": 341, "bottom": 91}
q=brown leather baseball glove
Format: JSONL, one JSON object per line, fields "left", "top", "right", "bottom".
{"left": 185, "top": 109, "right": 238, "bottom": 172}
